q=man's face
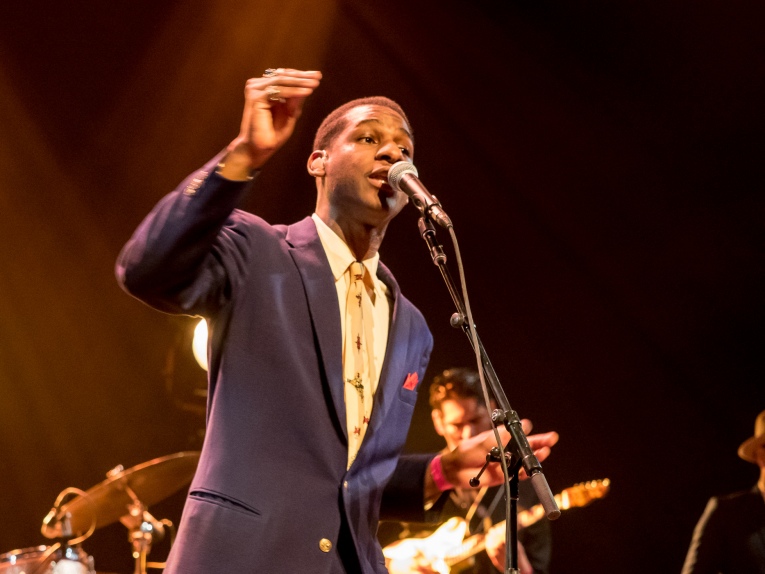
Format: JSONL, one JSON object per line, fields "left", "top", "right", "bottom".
{"left": 432, "top": 396, "right": 493, "bottom": 451}
{"left": 321, "top": 104, "right": 413, "bottom": 227}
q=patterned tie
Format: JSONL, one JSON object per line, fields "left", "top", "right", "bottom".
{"left": 343, "top": 261, "right": 375, "bottom": 468}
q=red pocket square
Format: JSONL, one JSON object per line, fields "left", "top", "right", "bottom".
{"left": 403, "top": 372, "right": 419, "bottom": 390}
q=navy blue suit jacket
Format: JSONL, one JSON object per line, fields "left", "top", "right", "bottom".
{"left": 117, "top": 156, "right": 434, "bottom": 573}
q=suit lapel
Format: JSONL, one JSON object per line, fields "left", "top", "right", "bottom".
{"left": 364, "top": 262, "right": 410, "bottom": 439}
{"left": 286, "top": 217, "right": 347, "bottom": 440}
{"left": 285, "top": 222, "right": 413, "bottom": 447}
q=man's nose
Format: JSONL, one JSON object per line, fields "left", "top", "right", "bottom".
{"left": 461, "top": 425, "right": 476, "bottom": 441}
{"left": 376, "top": 141, "right": 404, "bottom": 163}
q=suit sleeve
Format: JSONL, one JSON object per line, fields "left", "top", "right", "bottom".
{"left": 379, "top": 311, "right": 435, "bottom": 523}
{"left": 681, "top": 497, "right": 723, "bottom": 574}
{"left": 379, "top": 453, "right": 439, "bottom": 523}
{"left": 116, "top": 154, "right": 256, "bottom": 316}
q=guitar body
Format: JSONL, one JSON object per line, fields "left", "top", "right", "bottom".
{"left": 383, "top": 517, "right": 468, "bottom": 574}
{"left": 383, "top": 479, "right": 610, "bottom": 573}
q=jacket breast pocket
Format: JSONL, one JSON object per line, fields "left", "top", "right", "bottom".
{"left": 398, "top": 385, "right": 419, "bottom": 406}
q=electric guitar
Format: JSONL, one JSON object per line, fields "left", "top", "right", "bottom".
{"left": 383, "top": 479, "right": 610, "bottom": 574}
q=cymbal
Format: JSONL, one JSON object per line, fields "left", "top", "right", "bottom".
{"left": 50, "top": 451, "right": 200, "bottom": 536}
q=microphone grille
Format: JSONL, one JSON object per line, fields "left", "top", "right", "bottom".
{"left": 387, "top": 161, "right": 418, "bottom": 192}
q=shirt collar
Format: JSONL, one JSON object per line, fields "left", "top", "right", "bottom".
{"left": 311, "top": 214, "right": 380, "bottom": 282}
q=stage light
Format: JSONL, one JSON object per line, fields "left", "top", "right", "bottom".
{"left": 192, "top": 318, "right": 208, "bottom": 371}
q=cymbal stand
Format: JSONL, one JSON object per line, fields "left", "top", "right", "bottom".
{"left": 118, "top": 484, "right": 165, "bottom": 574}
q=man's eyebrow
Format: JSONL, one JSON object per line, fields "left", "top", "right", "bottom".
{"left": 354, "top": 119, "right": 413, "bottom": 141}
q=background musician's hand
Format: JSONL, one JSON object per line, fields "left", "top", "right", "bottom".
{"left": 441, "top": 420, "right": 559, "bottom": 489}
{"left": 485, "top": 522, "right": 534, "bottom": 574}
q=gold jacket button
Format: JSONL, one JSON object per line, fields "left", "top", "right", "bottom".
{"left": 319, "top": 538, "right": 333, "bottom": 553}
{"left": 183, "top": 171, "right": 208, "bottom": 196}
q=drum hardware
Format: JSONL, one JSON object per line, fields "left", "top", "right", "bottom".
{"left": 116, "top": 482, "right": 172, "bottom": 574}
{"left": 128, "top": 515, "right": 175, "bottom": 573}
{"left": 38, "top": 452, "right": 199, "bottom": 574}
{"left": 42, "top": 487, "right": 97, "bottom": 543}
{"left": 21, "top": 486, "right": 100, "bottom": 574}
{"left": 43, "top": 452, "right": 200, "bottom": 536}
{"left": 0, "top": 544, "right": 95, "bottom": 574}
{"left": 1, "top": 452, "right": 199, "bottom": 574}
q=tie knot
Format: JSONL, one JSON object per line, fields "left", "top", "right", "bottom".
{"left": 350, "top": 261, "right": 365, "bottom": 283}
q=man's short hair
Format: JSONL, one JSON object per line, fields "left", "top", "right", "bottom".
{"left": 429, "top": 368, "right": 484, "bottom": 410}
{"left": 312, "top": 96, "right": 413, "bottom": 151}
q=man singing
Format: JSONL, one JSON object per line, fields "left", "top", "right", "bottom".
{"left": 117, "top": 68, "right": 558, "bottom": 573}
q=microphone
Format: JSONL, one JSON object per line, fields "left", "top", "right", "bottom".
{"left": 388, "top": 162, "right": 452, "bottom": 228}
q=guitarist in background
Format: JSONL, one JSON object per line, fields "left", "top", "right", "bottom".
{"left": 382, "top": 368, "right": 552, "bottom": 573}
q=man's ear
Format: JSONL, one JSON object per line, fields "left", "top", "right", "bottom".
{"left": 307, "top": 150, "right": 327, "bottom": 177}
{"left": 431, "top": 409, "right": 446, "bottom": 437}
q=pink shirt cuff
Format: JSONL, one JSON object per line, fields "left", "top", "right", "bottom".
{"left": 429, "top": 454, "right": 452, "bottom": 492}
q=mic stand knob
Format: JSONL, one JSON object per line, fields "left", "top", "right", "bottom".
{"left": 468, "top": 446, "right": 511, "bottom": 487}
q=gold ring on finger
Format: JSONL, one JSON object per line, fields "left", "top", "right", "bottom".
{"left": 266, "top": 85, "right": 282, "bottom": 102}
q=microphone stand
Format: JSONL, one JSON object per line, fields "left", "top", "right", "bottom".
{"left": 417, "top": 215, "right": 560, "bottom": 574}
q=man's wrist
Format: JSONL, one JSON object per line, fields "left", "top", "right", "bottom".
{"left": 429, "top": 454, "right": 453, "bottom": 492}
{"left": 423, "top": 453, "right": 454, "bottom": 506}
{"left": 217, "top": 143, "right": 260, "bottom": 180}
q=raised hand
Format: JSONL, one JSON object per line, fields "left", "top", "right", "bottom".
{"left": 221, "top": 68, "right": 322, "bottom": 178}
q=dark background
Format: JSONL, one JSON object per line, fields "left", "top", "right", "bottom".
{"left": 1, "top": 1, "right": 763, "bottom": 572}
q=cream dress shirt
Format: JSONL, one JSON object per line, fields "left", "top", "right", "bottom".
{"left": 311, "top": 213, "right": 392, "bottom": 397}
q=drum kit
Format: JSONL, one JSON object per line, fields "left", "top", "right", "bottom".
{"left": 0, "top": 452, "right": 200, "bottom": 574}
